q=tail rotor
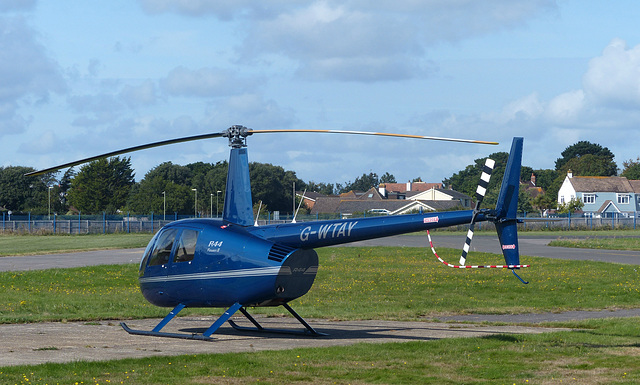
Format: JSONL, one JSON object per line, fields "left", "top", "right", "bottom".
{"left": 459, "top": 158, "right": 495, "bottom": 266}
{"left": 428, "top": 138, "right": 531, "bottom": 279}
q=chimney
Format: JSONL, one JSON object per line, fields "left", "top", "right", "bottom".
{"left": 378, "top": 184, "right": 387, "bottom": 198}
{"left": 530, "top": 173, "right": 536, "bottom": 186}
{"left": 406, "top": 181, "right": 412, "bottom": 192}
{"left": 567, "top": 169, "right": 573, "bottom": 178}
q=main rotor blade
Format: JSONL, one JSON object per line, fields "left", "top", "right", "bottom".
{"left": 249, "top": 129, "right": 499, "bottom": 145}
{"left": 25, "top": 131, "right": 226, "bottom": 176}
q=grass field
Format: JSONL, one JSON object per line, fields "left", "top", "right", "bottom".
{"left": 549, "top": 236, "right": 640, "bottom": 251}
{"left": 0, "top": 233, "right": 153, "bottom": 257}
{"left": 1, "top": 233, "right": 640, "bottom": 383}
{"left": 2, "top": 246, "right": 639, "bottom": 323}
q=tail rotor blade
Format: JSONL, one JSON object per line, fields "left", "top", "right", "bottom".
{"left": 459, "top": 158, "right": 495, "bottom": 266}
{"left": 459, "top": 225, "right": 475, "bottom": 266}
{"left": 475, "top": 159, "right": 495, "bottom": 206}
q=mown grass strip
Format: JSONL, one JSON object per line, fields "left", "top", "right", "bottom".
{"left": 1, "top": 318, "right": 639, "bottom": 384}
{"left": 0, "top": 233, "right": 153, "bottom": 257}
{"left": 2, "top": 246, "right": 640, "bottom": 324}
{"left": 549, "top": 237, "right": 640, "bottom": 251}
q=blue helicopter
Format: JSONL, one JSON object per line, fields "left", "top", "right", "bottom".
{"left": 28, "top": 126, "right": 525, "bottom": 340}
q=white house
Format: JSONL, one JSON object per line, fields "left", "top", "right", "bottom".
{"left": 557, "top": 170, "right": 640, "bottom": 217}
{"left": 410, "top": 187, "right": 473, "bottom": 209}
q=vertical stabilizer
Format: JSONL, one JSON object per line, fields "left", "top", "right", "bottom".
{"left": 494, "top": 137, "right": 523, "bottom": 266}
{"left": 223, "top": 147, "right": 254, "bottom": 226}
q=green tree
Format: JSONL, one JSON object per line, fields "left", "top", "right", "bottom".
{"left": 531, "top": 192, "right": 556, "bottom": 216}
{"left": 557, "top": 197, "right": 584, "bottom": 215}
{"left": 380, "top": 172, "right": 396, "bottom": 183}
{"left": 621, "top": 157, "right": 640, "bottom": 180}
{"left": 306, "top": 181, "right": 335, "bottom": 196}
{"left": 560, "top": 154, "right": 618, "bottom": 177}
{"left": 127, "top": 162, "right": 198, "bottom": 215}
{"left": 67, "top": 157, "right": 135, "bottom": 214}
{"left": 339, "top": 172, "right": 379, "bottom": 193}
{"left": 147, "top": 162, "right": 193, "bottom": 185}
{"left": 443, "top": 152, "right": 510, "bottom": 207}
{"left": 531, "top": 169, "right": 559, "bottom": 193}
{"left": 555, "top": 141, "right": 616, "bottom": 175}
{"left": 199, "top": 162, "right": 228, "bottom": 217}
{"left": 250, "top": 163, "right": 305, "bottom": 213}
{"left": 0, "top": 166, "right": 55, "bottom": 214}
{"left": 127, "top": 176, "right": 194, "bottom": 215}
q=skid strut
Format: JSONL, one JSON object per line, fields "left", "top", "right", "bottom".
{"left": 120, "top": 302, "right": 242, "bottom": 341}
{"left": 229, "top": 303, "right": 327, "bottom": 336}
{"left": 121, "top": 302, "right": 325, "bottom": 340}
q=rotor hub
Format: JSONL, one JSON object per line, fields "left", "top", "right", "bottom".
{"left": 223, "top": 125, "right": 253, "bottom": 148}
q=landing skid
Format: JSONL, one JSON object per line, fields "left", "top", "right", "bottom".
{"left": 228, "top": 303, "right": 327, "bottom": 336}
{"left": 120, "top": 302, "right": 326, "bottom": 340}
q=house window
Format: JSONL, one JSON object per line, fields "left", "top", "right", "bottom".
{"left": 617, "top": 194, "right": 630, "bottom": 205}
{"left": 583, "top": 194, "right": 595, "bottom": 204}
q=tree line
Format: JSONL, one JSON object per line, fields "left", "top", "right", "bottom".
{"left": 0, "top": 156, "right": 418, "bottom": 216}
{"left": 2, "top": 140, "right": 638, "bottom": 216}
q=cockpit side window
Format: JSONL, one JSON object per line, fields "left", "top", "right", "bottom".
{"left": 139, "top": 231, "right": 160, "bottom": 275}
{"left": 174, "top": 229, "right": 199, "bottom": 263}
{"left": 148, "top": 228, "right": 178, "bottom": 266}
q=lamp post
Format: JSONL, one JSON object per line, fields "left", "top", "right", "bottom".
{"left": 192, "top": 188, "right": 197, "bottom": 218}
{"left": 162, "top": 191, "right": 166, "bottom": 221}
{"left": 210, "top": 193, "right": 213, "bottom": 218}
{"left": 48, "top": 186, "right": 53, "bottom": 220}
{"left": 216, "top": 190, "right": 221, "bottom": 218}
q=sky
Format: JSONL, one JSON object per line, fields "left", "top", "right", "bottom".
{"left": 3, "top": 0, "right": 640, "bottom": 186}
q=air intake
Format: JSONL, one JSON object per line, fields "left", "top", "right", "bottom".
{"left": 268, "top": 243, "right": 296, "bottom": 262}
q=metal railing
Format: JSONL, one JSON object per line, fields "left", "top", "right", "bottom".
{"left": 2, "top": 211, "right": 639, "bottom": 234}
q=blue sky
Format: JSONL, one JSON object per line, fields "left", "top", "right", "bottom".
{"left": 3, "top": 0, "right": 640, "bottom": 186}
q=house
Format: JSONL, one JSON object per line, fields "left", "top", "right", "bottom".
{"left": 295, "top": 191, "right": 326, "bottom": 210}
{"left": 310, "top": 184, "right": 472, "bottom": 216}
{"left": 409, "top": 187, "right": 473, "bottom": 209}
{"left": 378, "top": 181, "right": 443, "bottom": 194}
{"left": 522, "top": 173, "right": 544, "bottom": 199}
{"left": 557, "top": 170, "right": 640, "bottom": 217}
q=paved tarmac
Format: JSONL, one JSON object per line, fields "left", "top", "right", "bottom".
{"left": 1, "top": 234, "right": 640, "bottom": 366}
{"left": 0, "top": 248, "right": 145, "bottom": 271}
{"left": 0, "top": 316, "right": 569, "bottom": 367}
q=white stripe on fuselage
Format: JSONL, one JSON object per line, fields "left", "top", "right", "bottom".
{"left": 139, "top": 266, "right": 281, "bottom": 284}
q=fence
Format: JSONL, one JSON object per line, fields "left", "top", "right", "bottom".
{"left": 2, "top": 211, "right": 640, "bottom": 235}
{"left": 1, "top": 212, "right": 195, "bottom": 235}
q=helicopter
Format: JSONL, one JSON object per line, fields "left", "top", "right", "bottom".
{"left": 28, "top": 125, "right": 526, "bottom": 340}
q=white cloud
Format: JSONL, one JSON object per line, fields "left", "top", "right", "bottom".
{"left": 582, "top": 38, "right": 640, "bottom": 109}
{"left": 498, "top": 93, "right": 544, "bottom": 124}
{"left": 160, "top": 66, "right": 255, "bottom": 97}
{"left": 139, "top": 0, "right": 556, "bottom": 83}
{"left": 138, "top": 0, "right": 257, "bottom": 19}
{"left": 120, "top": 80, "right": 158, "bottom": 108}
{"left": 0, "top": 17, "right": 65, "bottom": 134}
{"left": 203, "top": 93, "right": 296, "bottom": 130}
{"left": 545, "top": 90, "right": 585, "bottom": 125}
{"left": 0, "top": 0, "right": 35, "bottom": 12}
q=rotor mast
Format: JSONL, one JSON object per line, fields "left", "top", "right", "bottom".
{"left": 223, "top": 125, "right": 253, "bottom": 148}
